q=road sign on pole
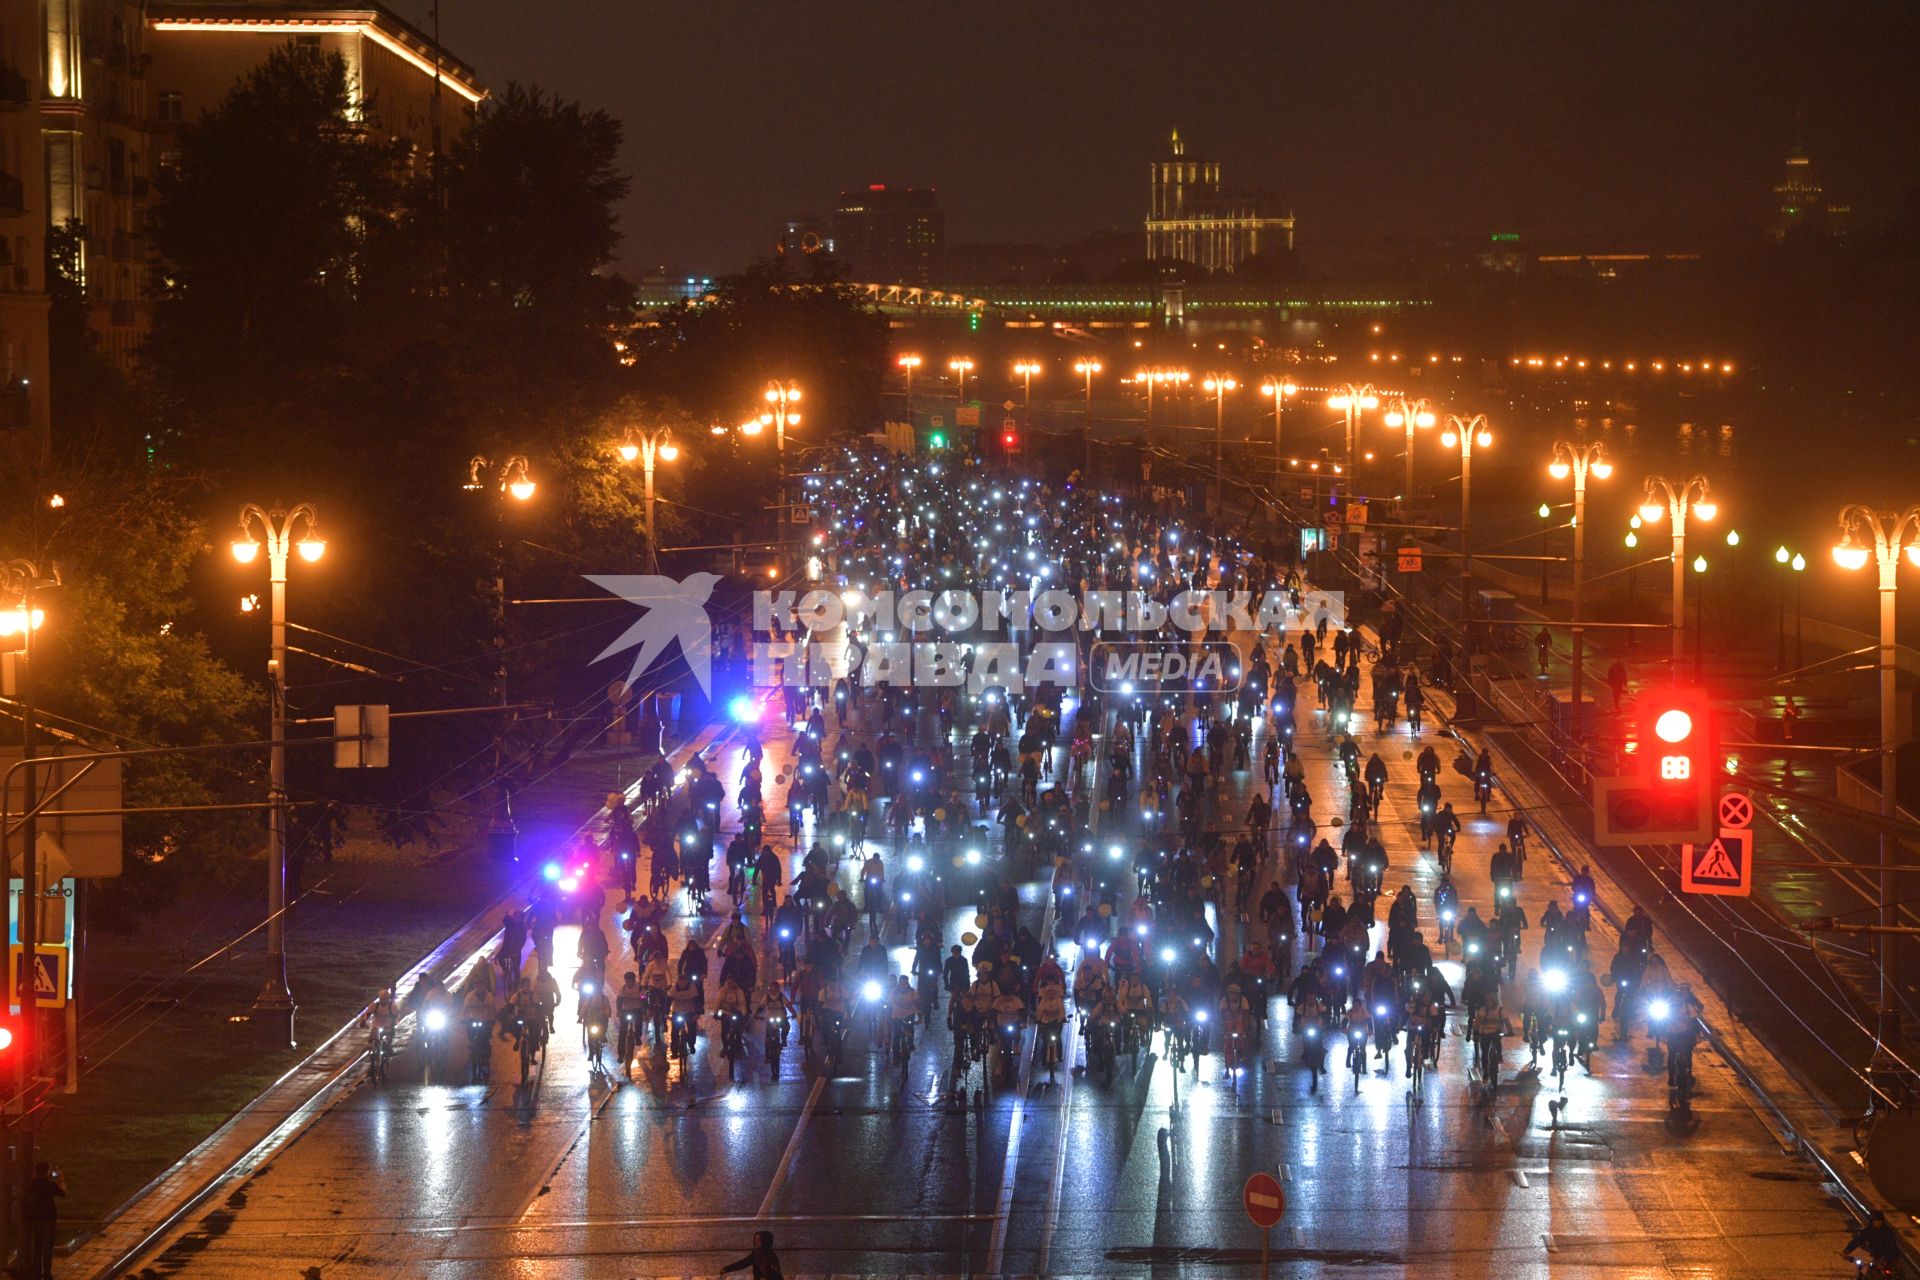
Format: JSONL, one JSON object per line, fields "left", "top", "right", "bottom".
{"left": 8, "top": 944, "right": 66, "bottom": 1009}
{"left": 1681, "top": 828, "right": 1752, "bottom": 896}
{"left": 1244, "top": 1171, "right": 1285, "bottom": 1227}
{"left": 1398, "top": 546, "right": 1423, "bottom": 573}
{"left": 1245, "top": 1170, "right": 1284, "bottom": 1279}
{"left": 1719, "top": 791, "right": 1753, "bottom": 829}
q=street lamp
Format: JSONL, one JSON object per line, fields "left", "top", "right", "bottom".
{"left": 1440, "top": 413, "right": 1493, "bottom": 626}
{"left": 1832, "top": 503, "right": 1920, "bottom": 1050}
{"left": 1013, "top": 359, "right": 1042, "bottom": 408}
{"left": 1073, "top": 359, "right": 1101, "bottom": 479}
{"left": 465, "top": 454, "right": 536, "bottom": 860}
{"left": 897, "top": 354, "right": 922, "bottom": 422}
{"left": 1637, "top": 474, "right": 1715, "bottom": 676}
{"left": 1547, "top": 439, "right": 1612, "bottom": 732}
{"left": 1774, "top": 544, "right": 1808, "bottom": 672}
{"left": 761, "top": 380, "right": 802, "bottom": 533}
{"left": 230, "top": 504, "right": 325, "bottom": 1045}
{"left": 947, "top": 357, "right": 975, "bottom": 409}
{"left": 1327, "top": 383, "right": 1379, "bottom": 507}
{"left": 619, "top": 426, "right": 680, "bottom": 572}
{"left": 1202, "top": 373, "right": 1238, "bottom": 514}
{"left": 1383, "top": 397, "right": 1436, "bottom": 507}
{"left": 1134, "top": 367, "right": 1187, "bottom": 450}
{"left": 1260, "top": 377, "right": 1298, "bottom": 508}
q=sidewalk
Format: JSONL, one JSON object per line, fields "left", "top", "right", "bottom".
{"left": 59, "top": 721, "right": 732, "bottom": 1280}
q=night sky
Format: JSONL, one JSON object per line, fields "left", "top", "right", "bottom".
{"left": 398, "top": 1, "right": 1920, "bottom": 277}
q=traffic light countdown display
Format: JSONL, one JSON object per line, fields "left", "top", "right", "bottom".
{"left": 1593, "top": 684, "right": 1716, "bottom": 845}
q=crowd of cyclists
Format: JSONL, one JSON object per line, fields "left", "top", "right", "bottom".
{"left": 363, "top": 447, "right": 1707, "bottom": 1119}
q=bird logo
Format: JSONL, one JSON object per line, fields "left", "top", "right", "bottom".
{"left": 586, "top": 573, "right": 721, "bottom": 696}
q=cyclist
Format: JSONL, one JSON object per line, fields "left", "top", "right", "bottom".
{"left": 1035, "top": 979, "right": 1068, "bottom": 1076}
{"left": 364, "top": 987, "right": 400, "bottom": 1078}
{"left": 1116, "top": 971, "right": 1154, "bottom": 1053}
{"left": 1506, "top": 815, "right": 1529, "bottom": 878}
{"left": 667, "top": 970, "right": 702, "bottom": 1060}
{"left": 579, "top": 981, "right": 613, "bottom": 1066}
{"left": 817, "top": 974, "right": 852, "bottom": 1062}
{"left": 615, "top": 971, "right": 647, "bottom": 1064}
{"left": 1843, "top": 1211, "right": 1900, "bottom": 1274}
{"left": 876, "top": 974, "right": 913, "bottom": 1061}
{"left": 1218, "top": 981, "right": 1252, "bottom": 1076}
{"left": 1432, "top": 801, "right": 1460, "bottom": 866}
{"left": 1471, "top": 992, "right": 1508, "bottom": 1085}
{"left": 1433, "top": 875, "right": 1459, "bottom": 951}
{"left": 1489, "top": 842, "right": 1518, "bottom": 907}
{"left": 1659, "top": 982, "right": 1705, "bottom": 1093}
{"left": 1363, "top": 752, "right": 1388, "bottom": 817}
{"left": 1472, "top": 748, "right": 1494, "bottom": 815}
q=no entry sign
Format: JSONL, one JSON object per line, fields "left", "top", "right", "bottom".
{"left": 1244, "top": 1171, "right": 1285, "bottom": 1228}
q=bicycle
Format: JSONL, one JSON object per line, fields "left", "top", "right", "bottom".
{"left": 1668, "top": 1045, "right": 1695, "bottom": 1117}
{"left": 1407, "top": 1027, "right": 1428, "bottom": 1100}
{"left": 670, "top": 1012, "right": 696, "bottom": 1078}
{"left": 585, "top": 1019, "right": 609, "bottom": 1074}
{"left": 719, "top": 1012, "right": 746, "bottom": 1081}
{"left": 1345, "top": 1023, "right": 1369, "bottom": 1093}
{"left": 369, "top": 1025, "right": 395, "bottom": 1085}
{"left": 764, "top": 1011, "right": 789, "bottom": 1079}
{"left": 517, "top": 1016, "right": 548, "bottom": 1085}
{"left": 467, "top": 1018, "right": 492, "bottom": 1084}
{"left": 889, "top": 1014, "right": 917, "bottom": 1068}
{"left": 1551, "top": 1024, "right": 1573, "bottom": 1093}
{"left": 1039, "top": 1021, "right": 1065, "bottom": 1082}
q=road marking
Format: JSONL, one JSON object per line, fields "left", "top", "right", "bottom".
{"left": 1510, "top": 1169, "right": 1529, "bottom": 1188}
{"left": 1543, "top": 1232, "right": 1559, "bottom": 1252}
{"left": 985, "top": 1079, "right": 1031, "bottom": 1273}
{"left": 1034, "top": 1009, "right": 1078, "bottom": 1275}
{"left": 757, "top": 1074, "right": 826, "bottom": 1219}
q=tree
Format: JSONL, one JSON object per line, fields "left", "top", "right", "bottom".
{"left": 146, "top": 47, "right": 408, "bottom": 413}
{"left": 0, "top": 437, "right": 262, "bottom": 921}
{"left": 444, "top": 84, "right": 629, "bottom": 319}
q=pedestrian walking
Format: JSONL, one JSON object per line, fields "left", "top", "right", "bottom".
{"left": 1605, "top": 658, "right": 1628, "bottom": 710}
{"left": 23, "top": 1161, "right": 64, "bottom": 1280}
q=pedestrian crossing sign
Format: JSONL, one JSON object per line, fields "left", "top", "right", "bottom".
{"left": 7, "top": 944, "right": 67, "bottom": 1009}
{"left": 1680, "top": 829, "right": 1751, "bottom": 897}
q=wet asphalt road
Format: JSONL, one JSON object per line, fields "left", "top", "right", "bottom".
{"left": 126, "top": 629, "right": 1855, "bottom": 1279}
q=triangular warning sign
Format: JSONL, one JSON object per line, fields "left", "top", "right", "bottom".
{"left": 1693, "top": 838, "right": 1738, "bottom": 880}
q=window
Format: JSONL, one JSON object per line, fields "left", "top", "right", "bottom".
{"left": 157, "top": 91, "right": 182, "bottom": 123}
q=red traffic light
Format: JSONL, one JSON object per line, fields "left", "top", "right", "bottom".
{"left": 1002, "top": 430, "right": 1018, "bottom": 447}
{"left": 1639, "top": 685, "right": 1711, "bottom": 786}
{"left": 1597, "top": 683, "right": 1716, "bottom": 845}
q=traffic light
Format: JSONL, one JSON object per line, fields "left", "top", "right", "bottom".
{"left": 1001, "top": 427, "right": 1020, "bottom": 458}
{"left": 1593, "top": 683, "right": 1715, "bottom": 845}
{"left": 0, "top": 1013, "right": 23, "bottom": 1061}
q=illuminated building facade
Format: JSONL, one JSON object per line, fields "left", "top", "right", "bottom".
{"left": 831, "top": 185, "right": 943, "bottom": 286}
{"left": 1771, "top": 145, "right": 1848, "bottom": 240}
{"left": 1146, "top": 129, "right": 1294, "bottom": 274}
{"left": 0, "top": 0, "right": 50, "bottom": 445}
{"left": 34, "top": 1, "right": 483, "bottom": 373}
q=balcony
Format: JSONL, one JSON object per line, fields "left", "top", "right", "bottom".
{"left": 0, "top": 173, "right": 25, "bottom": 218}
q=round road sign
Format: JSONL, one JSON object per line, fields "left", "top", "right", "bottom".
{"left": 1719, "top": 791, "right": 1753, "bottom": 829}
{"left": 1244, "top": 1171, "right": 1285, "bottom": 1228}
